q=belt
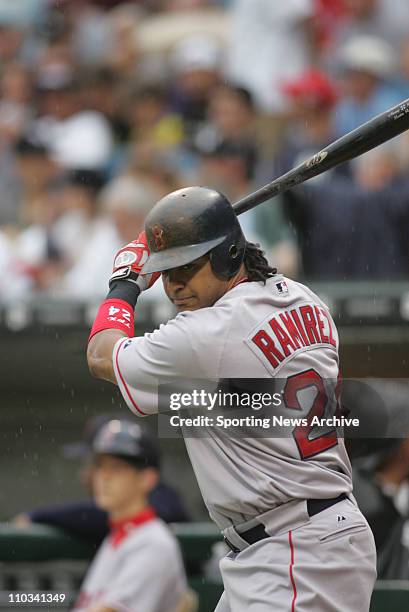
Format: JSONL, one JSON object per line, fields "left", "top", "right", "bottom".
{"left": 224, "top": 493, "right": 347, "bottom": 553}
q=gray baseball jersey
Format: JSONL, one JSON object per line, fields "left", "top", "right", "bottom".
{"left": 113, "top": 276, "right": 352, "bottom": 530}
{"left": 74, "top": 509, "right": 186, "bottom": 612}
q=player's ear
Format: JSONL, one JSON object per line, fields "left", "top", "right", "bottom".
{"left": 140, "top": 467, "right": 159, "bottom": 494}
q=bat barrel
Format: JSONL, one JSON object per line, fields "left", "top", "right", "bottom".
{"left": 233, "top": 98, "right": 409, "bottom": 216}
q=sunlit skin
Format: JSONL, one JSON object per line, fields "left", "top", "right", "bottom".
{"left": 87, "top": 255, "right": 246, "bottom": 384}
{"left": 92, "top": 455, "right": 158, "bottom": 520}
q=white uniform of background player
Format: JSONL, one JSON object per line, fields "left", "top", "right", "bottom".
{"left": 73, "top": 419, "right": 188, "bottom": 612}
{"left": 87, "top": 186, "right": 377, "bottom": 612}
{"left": 113, "top": 276, "right": 377, "bottom": 611}
{"left": 75, "top": 509, "right": 186, "bottom": 612}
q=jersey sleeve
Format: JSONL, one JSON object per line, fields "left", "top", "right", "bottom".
{"left": 113, "top": 315, "right": 202, "bottom": 417}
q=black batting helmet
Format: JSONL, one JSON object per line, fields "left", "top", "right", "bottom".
{"left": 141, "top": 186, "right": 246, "bottom": 278}
{"left": 93, "top": 419, "right": 159, "bottom": 469}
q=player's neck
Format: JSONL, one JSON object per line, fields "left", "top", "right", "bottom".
{"left": 225, "top": 264, "right": 248, "bottom": 293}
{"left": 109, "top": 499, "right": 148, "bottom": 522}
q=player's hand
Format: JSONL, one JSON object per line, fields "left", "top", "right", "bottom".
{"left": 109, "top": 231, "right": 160, "bottom": 293}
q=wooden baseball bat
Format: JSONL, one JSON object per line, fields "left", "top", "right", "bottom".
{"left": 233, "top": 98, "right": 409, "bottom": 215}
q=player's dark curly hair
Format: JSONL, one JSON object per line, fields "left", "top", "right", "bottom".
{"left": 243, "top": 241, "right": 277, "bottom": 284}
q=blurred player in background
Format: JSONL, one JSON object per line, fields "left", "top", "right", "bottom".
{"left": 13, "top": 414, "right": 189, "bottom": 546}
{"left": 74, "top": 418, "right": 196, "bottom": 612}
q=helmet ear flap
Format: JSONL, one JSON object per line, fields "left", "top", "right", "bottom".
{"left": 210, "top": 231, "right": 246, "bottom": 278}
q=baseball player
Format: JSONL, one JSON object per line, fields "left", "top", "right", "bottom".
{"left": 87, "top": 187, "right": 377, "bottom": 611}
{"left": 74, "top": 418, "right": 193, "bottom": 612}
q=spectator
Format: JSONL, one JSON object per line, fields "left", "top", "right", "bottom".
{"left": 394, "top": 36, "right": 409, "bottom": 104}
{"left": 0, "top": 62, "right": 33, "bottom": 145}
{"left": 103, "top": 3, "right": 143, "bottom": 79}
{"left": 31, "top": 66, "right": 114, "bottom": 172}
{"left": 0, "top": 229, "right": 27, "bottom": 301}
{"left": 334, "top": 36, "right": 402, "bottom": 136}
{"left": 13, "top": 135, "right": 59, "bottom": 225}
{"left": 0, "top": 142, "right": 22, "bottom": 228}
{"left": 277, "top": 68, "right": 344, "bottom": 274}
{"left": 197, "top": 139, "right": 259, "bottom": 234}
{"left": 126, "top": 135, "right": 191, "bottom": 185}
{"left": 350, "top": 145, "right": 409, "bottom": 278}
{"left": 332, "top": 0, "right": 409, "bottom": 49}
{"left": 58, "top": 175, "right": 161, "bottom": 298}
{"left": 283, "top": 143, "right": 409, "bottom": 279}
{"left": 227, "top": 0, "right": 315, "bottom": 112}
{"left": 280, "top": 68, "right": 340, "bottom": 169}
{"left": 73, "top": 418, "right": 194, "bottom": 612}
{"left": 169, "top": 35, "right": 223, "bottom": 142}
{"left": 393, "top": 37, "right": 409, "bottom": 171}
{"left": 270, "top": 69, "right": 344, "bottom": 276}
{"left": 69, "top": 1, "right": 114, "bottom": 67}
{"left": 193, "top": 84, "right": 258, "bottom": 157}
{"left": 136, "top": 0, "right": 228, "bottom": 61}
{"left": 0, "top": 23, "right": 24, "bottom": 64}
{"left": 0, "top": 3, "right": 47, "bottom": 68}
{"left": 128, "top": 85, "right": 184, "bottom": 150}
{"left": 0, "top": 0, "right": 407, "bottom": 302}
{"left": 80, "top": 68, "right": 132, "bottom": 146}
{"left": 312, "top": 0, "right": 349, "bottom": 54}
{"left": 197, "top": 139, "right": 297, "bottom": 275}
{"left": 99, "top": 174, "right": 159, "bottom": 245}
{"left": 3, "top": 169, "right": 105, "bottom": 296}
{"left": 48, "top": 169, "right": 106, "bottom": 266}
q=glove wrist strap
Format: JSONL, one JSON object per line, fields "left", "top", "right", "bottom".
{"left": 107, "top": 276, "right": 141, "bottom": 308}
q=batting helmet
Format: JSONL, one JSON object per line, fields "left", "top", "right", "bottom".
{"left": 93, "top": 419, "right": 159, "bottom": 468}
{"left": 141, "top": 186, "right": 246, "bottom": 278}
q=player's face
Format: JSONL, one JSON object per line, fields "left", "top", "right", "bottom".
{"left": 162, "top": 255, "right": 230, "bottom": 312}
{"left": 92, "top": 455, "right": 153, "bottom": 517}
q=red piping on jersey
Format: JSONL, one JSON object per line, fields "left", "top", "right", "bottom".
{"left": 109, "top": 506, "right": 156, "bottom": 548}
{"left": 289, "top": 530, "right": 297, "bottom": 611}
{"left": 115, "top": 338, "right": 147, "bottom": 416}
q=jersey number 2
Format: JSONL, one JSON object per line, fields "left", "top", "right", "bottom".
{"left": 283, "top": 369, "right": 339, "bottom": 460}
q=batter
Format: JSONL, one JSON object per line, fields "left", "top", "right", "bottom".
{"left": 88, "top": 186, "right": 377, "bottom": 611}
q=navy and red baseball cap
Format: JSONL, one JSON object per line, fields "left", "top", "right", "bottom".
{"left": 93, "top": 419, "right": 160, "bottom": 469}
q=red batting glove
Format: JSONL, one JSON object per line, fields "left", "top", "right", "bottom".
{"left": 88, "top": 232, "right": 160, "bottom": 342}
{"left": 109, "top": 231, "right": 160, "bottom": 292}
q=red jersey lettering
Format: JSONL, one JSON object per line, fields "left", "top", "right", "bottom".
{"left": 300, "top": 305, "right": 320, "bottom": 345}
{"left": 269, "top": 318, "right": 297, "bottom": 357}
{"left": 289, "top": 309, "right": 310, "bottom": 346}
{"left": 320, "top": 308, "right": 337, "bottom": 347}
{"left": 250, "top": 305, "right": 337, "bottom": 372}
{"left": 252, "top": 330, "right": 284, "bottom": 368}
{"left": 315, "top": 306, "right": 329, "bottom": 344}
{"left": 279, "top": 312, "right": 306, "bottom": 349}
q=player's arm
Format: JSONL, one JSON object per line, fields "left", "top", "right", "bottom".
{"left": 87, "top": 330, "right": 125, "bottom": 384}
{"left": 87, "top": 232, "right": 159, "bottom": 385}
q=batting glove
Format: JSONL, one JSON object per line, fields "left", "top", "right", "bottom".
{"left": 109, "top": 231, "right": 160, "bottom": 293}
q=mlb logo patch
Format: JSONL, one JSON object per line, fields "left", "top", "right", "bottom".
{"left": 275, "top": 280, "right": 289, "bottom": 295}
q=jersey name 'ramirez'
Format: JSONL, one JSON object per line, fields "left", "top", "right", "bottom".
{"left": 250, "top": 304, "right": 336, "bottom": 371}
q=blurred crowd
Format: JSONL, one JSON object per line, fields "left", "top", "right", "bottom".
{"left": 1, "top": 0, "right": 409, "bottom": 302}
